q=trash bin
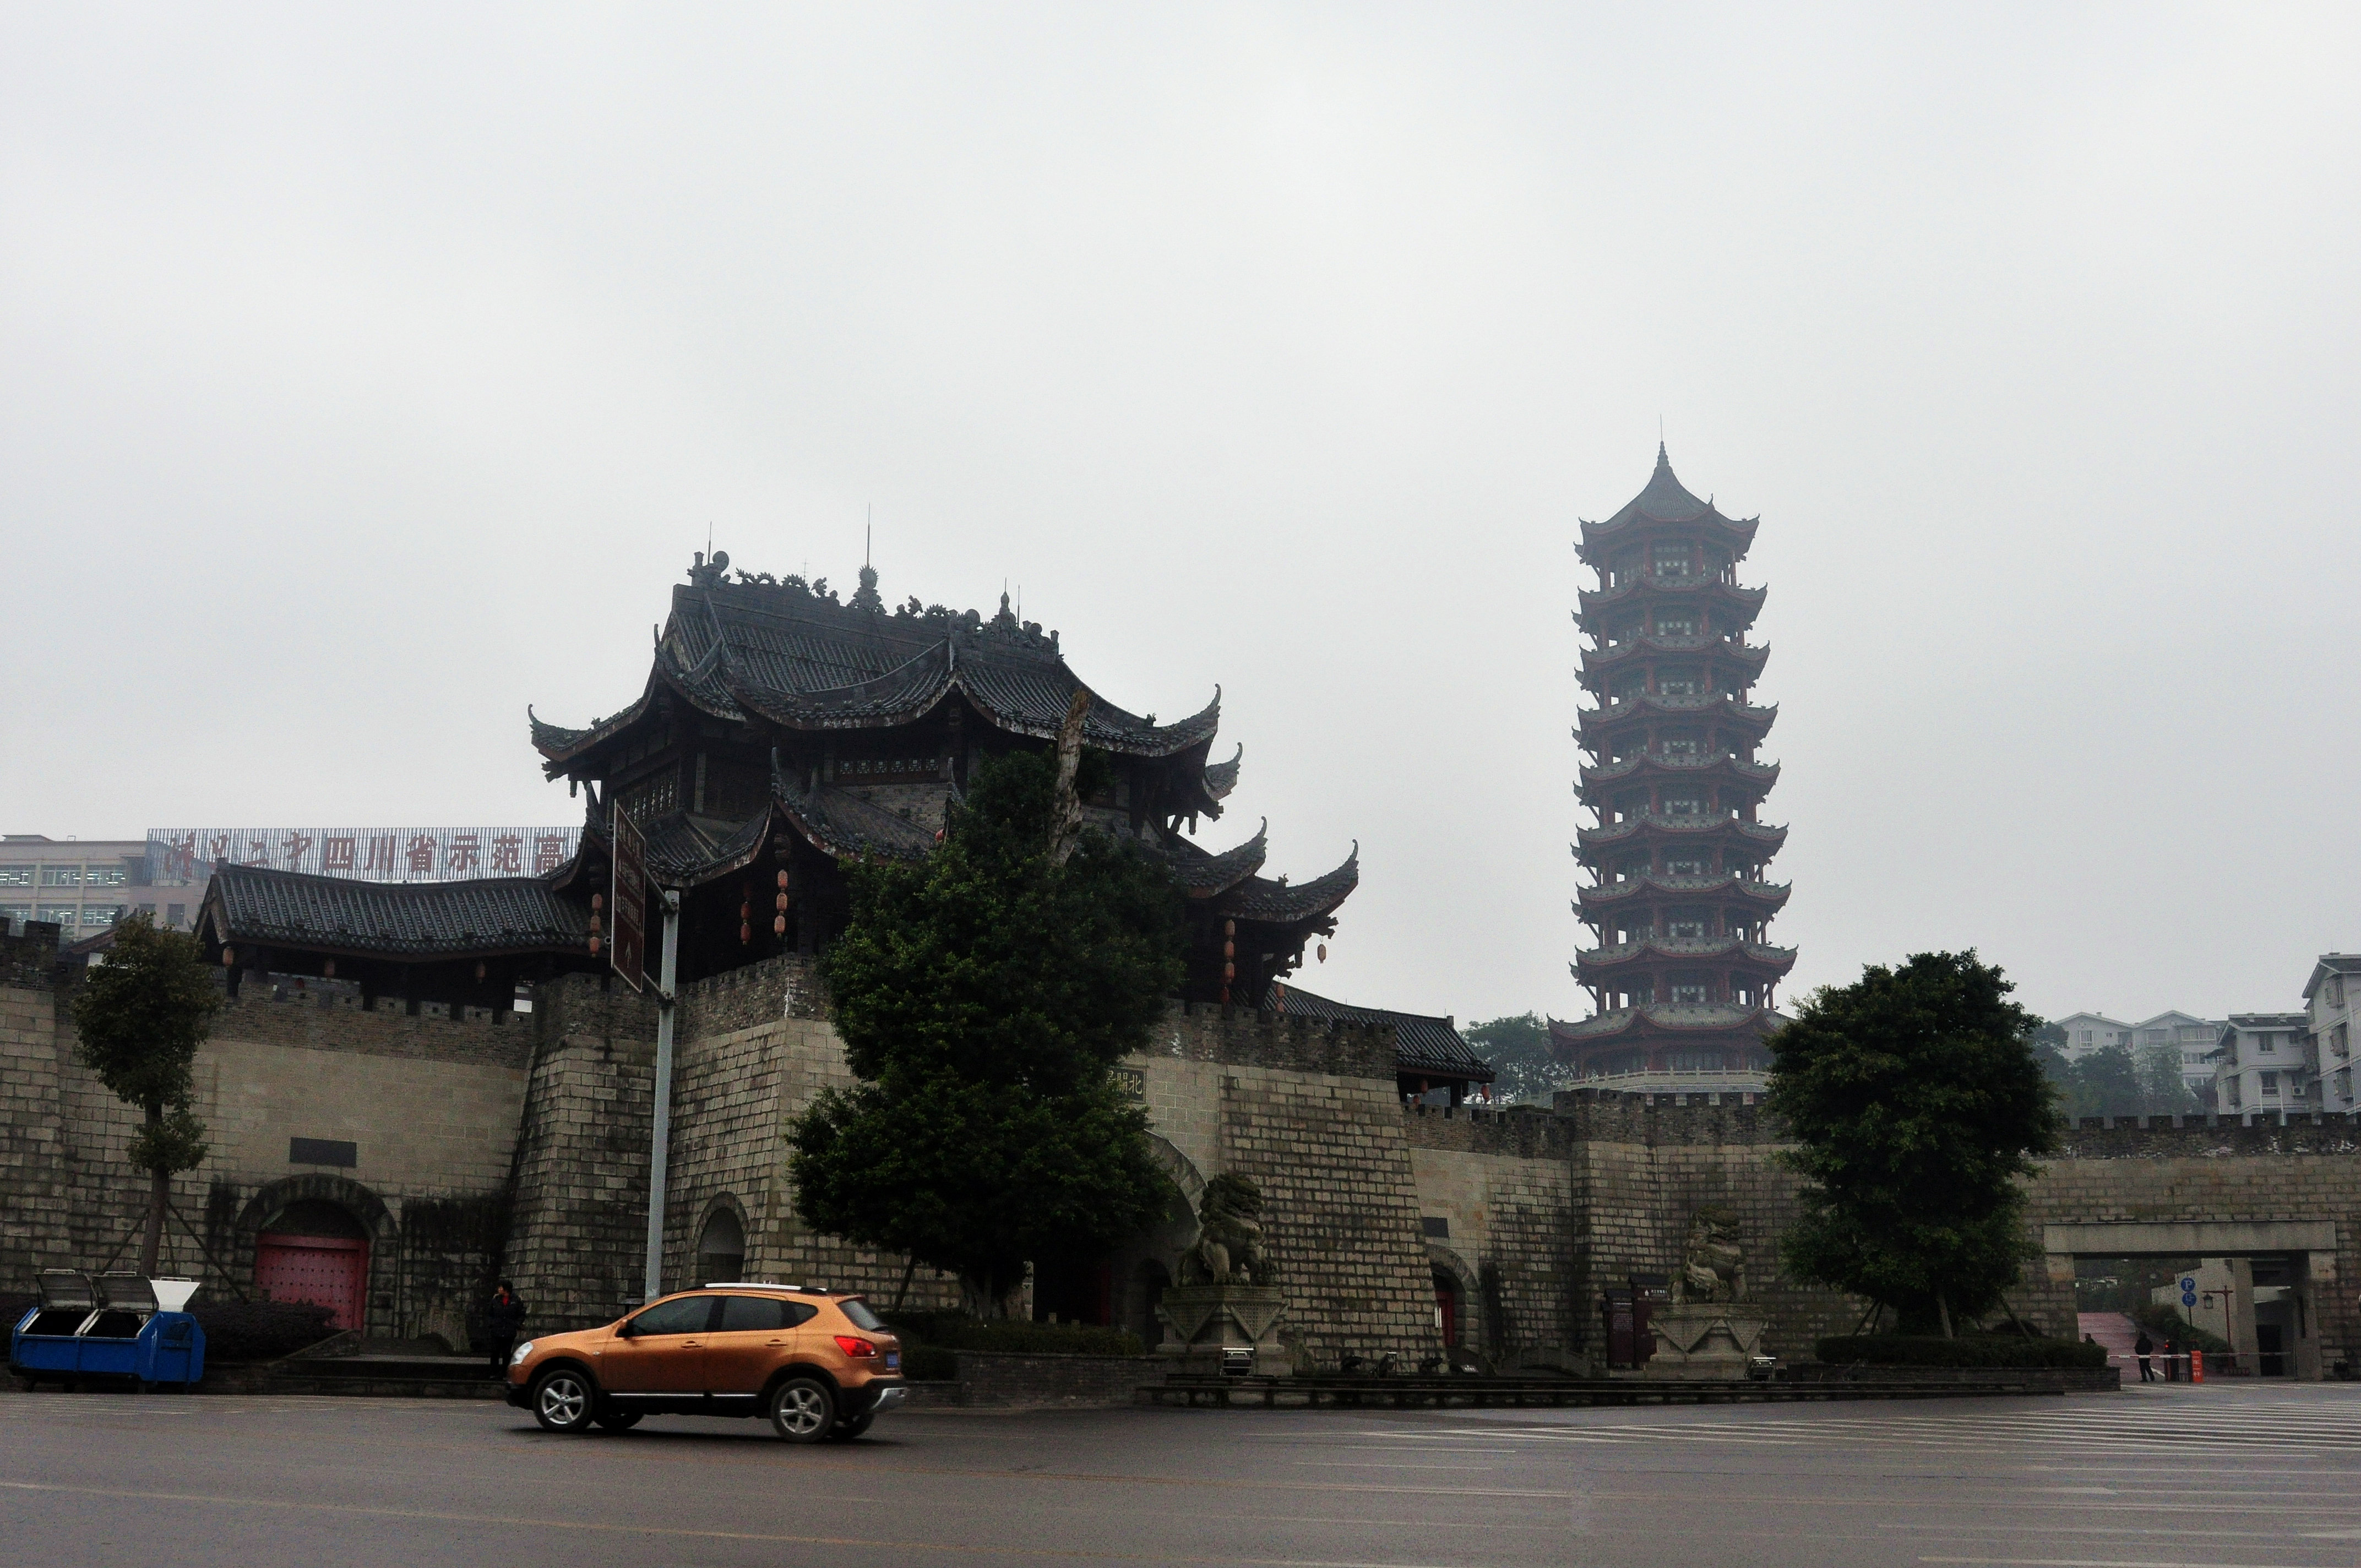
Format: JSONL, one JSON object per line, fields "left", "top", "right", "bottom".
{"left": 10, "top": 1270, "right": 205, "bottom": 1391}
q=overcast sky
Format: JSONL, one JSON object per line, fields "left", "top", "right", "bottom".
{"left": 6, "top": 5, "right": 2358, "bottom": 1027}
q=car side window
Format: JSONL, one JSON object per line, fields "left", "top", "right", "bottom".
{"left": 717, "top": 1295, "right": 818, "bottom": 1331}
{"left": 629, "top": 1296, "right": 717, "bottom": 1336}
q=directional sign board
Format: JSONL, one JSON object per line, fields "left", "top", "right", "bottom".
{"left": 610, "top": 802, "right": 648, "bottom": 993}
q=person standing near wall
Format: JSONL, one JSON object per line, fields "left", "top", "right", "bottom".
{"left": 2135, "top": 1328, "right": 2156, "bottom": 1382}
{"left": 483, "top": 1281, "right": 526, "bottom": 1373}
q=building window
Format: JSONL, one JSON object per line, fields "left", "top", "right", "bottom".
{"left": 2079, "top": 1030, "right": 2093, "bottom": 1047}
{"left": 37, "top": 906, "right": 77, "bottom": 925}
{"left": 1660, "top": 736, "right": 1700, "bottom": 758}
{"left": 83, "top": 865, "right": 127, "bottom": 888}
{"left": 1665, "top": 914, "right": 1708, "bottom": 940}
{"left": 135, "top": 903, "right": 156, "bottom": 919}
{"left": 2339, "top": 1068, "right": 2353, "bottom": 1101}
{"left": 1669, "top": 977, "right": 1710, "bottom": 1004}
{"left": 1654, "top": 613, "right": 1698, "bottom": 638}
{"left": 0, "top": 904, "right": 30, "bottom": 925}
{"left": 2259, "top": 1034, "right": 2276, "bottom": 1052}
{"left": 1664, "top": 854, "right": 1709, "bottom": 876}
{"left": 82, "top": 906, "right": 121, "bottom": 927}
{"left": 2261, "top": 1071, "right": 2279, "bottom": 1095}
{"left": 2332, "top": 977, "right": 2347, "bottom": 1008}
{"left": 39, "top": 865, "right": 81, "bottom": 888}
{"left": 2335, "top": 1023, "right": 2350, "bottom": 1058}
{"left": 166, "top": 903, "right": 186, "bottom": 928}
{"left": 1651, "top": 546, "right": 1693, "bottom": 578}
{"left": 1662, "top": 794, "right": 1704, "bottom": 817}
{"left": 1656, "top": 667, "right": 1702, "bottom": 696}
{"left": 0, "top": 865, "right": 33, "bottom": 888}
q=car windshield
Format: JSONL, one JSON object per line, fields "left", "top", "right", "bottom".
{"left": 837, "top": 1298, "right": 886, "bottom": 1331}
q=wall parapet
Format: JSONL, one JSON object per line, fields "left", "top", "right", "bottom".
{"left": 1154, "top": 1001, "right": 1396, "bottom": 1080}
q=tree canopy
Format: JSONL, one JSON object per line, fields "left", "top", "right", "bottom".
{"left": 1766, "top": 950, "right": 2059, "bottom": 1335}
{"left": 1463, "top": 1013, "right": 1563, "bottom": 1104}
{"left": 70, "top": 912, "right": 222, "bottom": 1273}
{"left": 788, "top": 747, "right": 1187, "bottom": 1310}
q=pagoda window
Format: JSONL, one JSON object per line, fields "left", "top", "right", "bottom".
{"left": 1663, "top": 852, "right": 1709, "bottom": 877}
{"left": 1656, "top": 666, "right": 1702, "bottom": 696}
{"left": 1609, "top": 671, "right": 1648, "bottom": 703}
{"left": 1606, "top": 617, "right": 1644, "bottom": 646}
{"left": 1668, "top": 973, "right": 1711, "bottom": 1005}
{"left": 1651, "top": 545, "right": 1694, "bottom": 579}
{"left": 1653, "top": 612, "right": 1698, "bottom": 638}
{"left": 1658, "top": 734, "right": 1701, "bottom": 759}
{"left": 1669, "top": 1050, "right": 1723, "bottom": 1072}
{"left": 1661, "top": 793, "right": 1704, "bottom": 818}
{"left": 617, "top": 771, "right": 678, "bottom": 824}
{"left": 1614, "top": 856, "right": 1651, "bottom": 883}
{"left": 1664, "top": 910, "right": 1710, "bottom": 940}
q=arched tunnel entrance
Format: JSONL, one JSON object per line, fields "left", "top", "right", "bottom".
{"left": 2048, "top": 1221, "right": 2337, "bottom": 1380}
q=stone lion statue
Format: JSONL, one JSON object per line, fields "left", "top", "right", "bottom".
{"left": 1673, "top": 1206, "right": 1748, "bottom": 1304}
{"left": 1182, "top": 1173, "right": 1272, "bottom": 1286}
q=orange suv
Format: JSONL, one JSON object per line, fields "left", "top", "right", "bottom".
{"left": 505, "top": 1284, "right": 906, "bottom": 1441}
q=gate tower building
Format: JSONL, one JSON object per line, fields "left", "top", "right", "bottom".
{"left": 1549, "top": 446, "right": 1794, "bottom": 1092}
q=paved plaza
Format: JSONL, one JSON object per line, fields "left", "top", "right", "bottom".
{"left": 5, "top": 1382, "right": 2360, "bottom": 1568}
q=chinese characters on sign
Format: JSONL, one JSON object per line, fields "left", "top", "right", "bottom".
{"left": 608, "top": 803, "right": 648, "bottom": 993}
{"left": 146, "top": 828, "right": 580, "bottom": 885}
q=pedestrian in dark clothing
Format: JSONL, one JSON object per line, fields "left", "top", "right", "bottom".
{"left": 483, "top": 1281, "right": 526, "bottom": 1373}
{"left": 2134, "top": 1329, "right": 2156, "bottom": 1382}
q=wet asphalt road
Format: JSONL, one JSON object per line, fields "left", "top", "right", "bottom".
{"left": 6, "top": 1380, "right": 2361, "bottom": 1568}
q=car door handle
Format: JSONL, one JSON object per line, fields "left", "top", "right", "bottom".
{"left": 683, "top": 1339, "right": 704, "bottom": 1347}
{"left": 765, "top": 1338, "right": 786, "bottom": 1345}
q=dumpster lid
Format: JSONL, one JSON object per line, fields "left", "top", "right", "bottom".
{"left": 92, "top": 1273, "right": 159, "bottom": 1313}
{"left": 35, "top": 1270, "right": 96, "bottom": 1312}
{"left": 151, "top": 1278, "right": 200, "bottom": 1313}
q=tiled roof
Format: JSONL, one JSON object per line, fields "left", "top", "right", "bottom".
{"left": 1577, "top": 445, "right": 1760, "bottom": 552}
{"left": 1166, "top": 821, "right": 1266, "bottom": 895}
{"left": 1216, "top": 846, "right": 1358, "bottom": 924}
{"left": 1265, "top": 982, "right": 1494, "bottom": 1082}
{"left": 1548, "top": 1005, "right": 1784, "bottom": 1045}
{"left": 200, "top": 864, "right": 589, "bottom": 960}
{"left": 1203, "top": 744, "right": 1242, "bottom": 801}
{"left": 536, "top": 575, "right": 1221, "bottom": 765}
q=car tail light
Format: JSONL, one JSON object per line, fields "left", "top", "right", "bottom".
{"left": 834, "top": 1335, "right": 879, "bottom": 1358}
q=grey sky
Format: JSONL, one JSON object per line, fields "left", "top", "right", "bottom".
{"left": 6, "top": 6, "right": 2358, "bottom": 1028}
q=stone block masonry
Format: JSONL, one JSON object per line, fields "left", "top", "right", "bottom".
{"left": 18, "top": 897, "right": 2361, "bottom": 1379}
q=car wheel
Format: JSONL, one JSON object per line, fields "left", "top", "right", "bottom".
{"left": 768, "top": 1376, "right": 834, "bottom": 1442}
{"left": 531, "top": 1368, "right": 597, "bottom": 1433}
{"left": 826, "top": 1411, "right": 876, "bottom": 1441}
{"left": 594, "top": 1407, "right": 643, "bottom": 1432}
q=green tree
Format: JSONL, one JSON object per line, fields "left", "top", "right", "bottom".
{"left": 2135, "top": 1044, "right": 2198, "bottom": 1118}
{"left": 1464, "top": 1013, "right": 1561, "bottom": 1104}
{"left": 788, "top": 747, "right": 1186, "bottom": 1313}
{"left": 1766, "top": 951, "right": 2060, "bottom": 1337}
{"left": 70, "top": 913, "right": 222, "bottom": 1275}
{"left": 2068, "top": 1043, "right": 2144, "bottom": 1119}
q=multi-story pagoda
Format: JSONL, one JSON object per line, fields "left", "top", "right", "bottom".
{"left": 527, "top": 551, "right": 1356, "bottom": 1000}
{"left": 1549, "top": 447, "right": 1794, "bottom": 1091}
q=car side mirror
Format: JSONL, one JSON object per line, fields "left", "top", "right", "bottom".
{"left": 616, "top": 1319, "right": 637, "bottom": 1339}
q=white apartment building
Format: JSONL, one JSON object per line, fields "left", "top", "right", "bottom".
{"left": 2304, "top": 954, "right": 2361, "bottom": 1112}
{"left": 2054, "top": 1009, "right": 2221, "bottom": 1096}
{"left": 2211, "top": 1014, "right": 2316, "bottom": 1115}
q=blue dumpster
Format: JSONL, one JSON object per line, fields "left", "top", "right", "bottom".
{"left": 11, "top": 1270, "right": 205, "bottom": 1391}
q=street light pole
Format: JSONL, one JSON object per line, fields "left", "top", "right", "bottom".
{"left": 644, "top": 888, "right": 681, "bottom": 1303}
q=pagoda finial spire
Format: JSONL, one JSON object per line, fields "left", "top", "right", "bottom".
{"left": 1656, "top": 439, "right": 1671, "bottom": 470}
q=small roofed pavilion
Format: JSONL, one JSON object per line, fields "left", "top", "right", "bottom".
{"left": 1553, "top": 448, "right": 1794, "bottom": 1092}
{"left": 1267, "top": 981, "right": 1495, "bottom": 1106}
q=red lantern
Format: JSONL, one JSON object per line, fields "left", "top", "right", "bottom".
{"left": 1223, "top": 962, "right": 1236, "bottom": 981}
{"left": 740, "top": 922, "right": 752, "bottom": 944}
{"left": 221, "top": 946, "right": 236, "bottom": 968}
{"left": 776, "top": 869, "right": 789, "bottom": 890}
{"left": 773, "top": 914, "right": 787, "bottom": 937}
{"left": 1317, "top": 943, "right": 1327, "bottom": 963}
{"left": 589, "top": 935, "right": 602, "bottom": 955}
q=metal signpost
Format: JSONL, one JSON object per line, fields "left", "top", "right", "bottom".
{"left": 643, "top": 889, "right": 680, "bottom": 1304}
{"left": 605, "top": 804, "right": 682, "bottom": 1303}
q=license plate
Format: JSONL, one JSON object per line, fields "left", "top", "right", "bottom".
{"left": 886, "top": 1352, "right": 900, "bottom": 1370}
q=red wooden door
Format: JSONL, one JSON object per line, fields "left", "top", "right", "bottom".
{"left": 255, "top": 1232, "right": 368, "bottom": 1331}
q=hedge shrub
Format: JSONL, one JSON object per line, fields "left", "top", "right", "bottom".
{"left": 883, "top": 1311, "right": 1145, "bottom": 1358}
{"left": 1815, "top": 1334, "right": 2106, "bottom": 1369}
{"left": 189, "top": 1299, "right": 339, "bottom": 1362}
